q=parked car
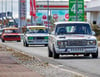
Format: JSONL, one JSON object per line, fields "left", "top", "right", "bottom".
{"left": 48, "top": 22, "right": 98, "bottom": 59}
{"left": 1, "top": 27, "right": 21, "bottom": 42}
{"left": 23, "top": 26, "right": 49, "bottom": 47}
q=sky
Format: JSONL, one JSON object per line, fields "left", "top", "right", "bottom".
{"left": 0, "top": 0, "right": 91, "bottom": 18}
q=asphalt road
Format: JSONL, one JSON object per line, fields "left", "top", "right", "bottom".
{"left": 0, "top": 41, "right": 100, "bottom": 77}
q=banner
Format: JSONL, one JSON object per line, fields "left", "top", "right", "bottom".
{"left": 30, "top": 0, "right": 36, "bottom": 16}
{"left": 69, "top": 0, "right": 84, "bottom": 21}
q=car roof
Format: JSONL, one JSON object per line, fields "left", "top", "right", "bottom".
{"left": 27, "top": 26, "right": 46, "bottom": 28}
{"left": 54, "top": 21, "right": 89, "bottom": 25}
{"left": 27, "top": 26, "right": 47, "bottom": 29}
{"left": 3, "top": 27, "right": 18, "bottom": 30}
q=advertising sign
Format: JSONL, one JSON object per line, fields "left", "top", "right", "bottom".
{"left": 19, "top": 0, "right": 26, "bottom": 27}
{"left": 53, "top": 14, "right": 58, "bottom": 19}
{"left": 51, "top": 10, "right": 68, "bottom": 21}
{"left": 65, "top": 14, "right": 69, "bottom": 19}
{"left": 36, "top": 10, "right": 47, "bottom": 25}
{"left": 42, "top": 15, "right": 47, "bottom": 20}
{"left": 30, "top": 0, "right": 36, "bottom": 16}
{"left": 69, "top": 0, "right": 84, "bottom": 21}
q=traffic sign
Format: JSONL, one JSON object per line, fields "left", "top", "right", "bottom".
{"left": 69, "top": 0, "right": 84, "bottom": 21}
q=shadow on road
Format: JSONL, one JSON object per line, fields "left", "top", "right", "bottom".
{"left": 58, "top": 55, "right": 100, "bottom": 60}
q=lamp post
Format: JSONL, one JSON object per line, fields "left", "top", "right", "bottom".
{"left": 11, "top": 0, "right": 13, "bottom": 17}
{"left": 47, "top": 0, "right": 49, "bottom": 32}
{"left": 76, "top": 0, "right": 78, "bottom": 21}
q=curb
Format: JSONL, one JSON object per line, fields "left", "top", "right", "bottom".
{"left": 0, "top": 43, "right": 87, "bottom": 77}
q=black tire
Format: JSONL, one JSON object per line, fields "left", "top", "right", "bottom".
{"left": 48, "top": 46, "right": 53, "bottom": 57}
{"left": 24, "top": 41, "right": 29, "bottom": 47}
{"left": 17, "top": 40, "right": 21, "bottom": 42}
{"left": 53, "top": 46, "right": 59, "bottom": 59}
{"left": 84, "top": 53, "right": 90, "bottom": 57}
{"left": 92, "top": 50, "right": 98, "bottom": 58}
{"left": 45, "top": 44, "right": 48, "bottom": 47}
{"left": 2, "top": 39, "right": 5, "bottom": 42}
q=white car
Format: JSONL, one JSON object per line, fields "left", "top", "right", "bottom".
{"left": 23, "top": 26, "right": 49, "bottom": 47}
{"left": 48, "top": 22, "right": 98, "bottom": 59}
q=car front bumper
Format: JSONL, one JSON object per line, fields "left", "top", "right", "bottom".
{"left": 27, "top": 40, "right": 48, "bottom": 45}
{"left": 55, "top": 47, "right": 97, "bottom": 54}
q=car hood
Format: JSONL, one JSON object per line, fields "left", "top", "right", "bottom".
{"left": 25, "top": 33, "right": 49, "bottom": 37}
{"left": 55, "top": 34, "right": 96, "bottom": 40}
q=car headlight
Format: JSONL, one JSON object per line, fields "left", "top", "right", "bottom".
{"left": 44, "top": 36, "right": 48, "bottom": 39}
{"left": 28, "top": 37, "right": 34, "bottom": 40}
{"left": 87, "top": 40, "right": 96, "bottom": 45}
{"left": 57, "top": 41, "right": 67, "bottom": 49}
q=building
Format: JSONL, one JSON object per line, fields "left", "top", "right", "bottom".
{"left": 86, "top": 0, "right": 100, "bottom": 26}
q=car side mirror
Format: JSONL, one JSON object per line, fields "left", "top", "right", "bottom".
{"left": 92, "top": 31, "right": 95, "bottom": 35}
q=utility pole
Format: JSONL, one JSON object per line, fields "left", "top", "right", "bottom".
{"left": 76, "top": 0, "right": 78, "bottom": 21}
{"left": 31, "top": 0, "right": 34, "bottom": 25}
{"left": 47, "top": 0, "right": 49, "bottom": 32}
{"left": 11, "top": 0, "right": 13, "bottom": 16}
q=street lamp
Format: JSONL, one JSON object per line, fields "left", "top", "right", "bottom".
{"left": 47, "top": 0, "right": 49, "bottom": 32}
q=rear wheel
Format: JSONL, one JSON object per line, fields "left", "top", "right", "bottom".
{"left": 48, "top": 46, "right": 53, "bottom": 57}
{"left": 53, "top": 46, "right": 59, "bottom": 59}
{"left": 92, "top": 50, "right": 98, "bottom": 58}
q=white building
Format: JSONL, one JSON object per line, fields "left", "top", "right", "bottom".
{"left": 86, "top": 0, "right": 100, "bottom": 26}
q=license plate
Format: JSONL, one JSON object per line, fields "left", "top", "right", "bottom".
{"left": 65, "top": 48, "right": 84, "bottom": 52}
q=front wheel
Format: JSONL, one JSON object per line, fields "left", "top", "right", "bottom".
{"left": 53, "top": 46, "right": 59, "bottom": 59}
{"left": 24, "top": 41, "right": 29, "bottom": 47}
{"left": 48, "top": 46, "right": 53, "bottom": 57}
{"left": 92, "top": 50, "right": 98, "bottom": 58}
{"left": 45, "top": 44, "right": 48, "bottom": 47}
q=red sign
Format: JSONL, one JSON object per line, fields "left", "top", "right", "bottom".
{"left": 53, "top": 14, "right": 58, "bottom": 19}
{"left": 42, "top": 15, "right": 47, "bottom": 20}
{"left": 30, "top": 0, "right": 36, "bottom": 16}
{"left": 65, "top": 14, "right": 69, "bottom": 19}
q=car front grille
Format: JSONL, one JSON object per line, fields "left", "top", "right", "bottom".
{"left": 67, "top": 40, "right": 87, "bottom": 46}
{"left": 4, "top": 35, "right": 20, "bottom": 38}
{"left": 36, "top": 37, "right": 44, "bottom": 40}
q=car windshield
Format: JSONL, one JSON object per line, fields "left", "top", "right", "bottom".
{"left": 55, "top": 23, "right": 92, "bottom": 35}
{"left": 4, "top": 29, "right": 19, "bottom": 33}
{"left": 26, "top": 28, "right": 48, "bottom": 34}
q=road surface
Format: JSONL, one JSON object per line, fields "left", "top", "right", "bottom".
{"left": 0, "top": 41, "right": 100, "bottom": 77}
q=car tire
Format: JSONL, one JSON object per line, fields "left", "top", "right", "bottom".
{"left": 45, "top": 44, "right": 48, "bottom": 47}
{"left": 92, "top": 50, "right": 98, "bottom": 58}
{"left": 17, "top": 40, "right": 21, "bottom": 42}
{"left": 84, "top": 53, "right": 90, "bottom": 57}
{"left": 53, "top": 46, "right": 59, "bottom": 59}
{"left": 48, "top": 46, "right": 53, "bottom": 57}
{"left": 24, "top": 41, "right": 29, "bottom": 47}
{"left": 2, "top": 39, "right": 5, "bottom": 42}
